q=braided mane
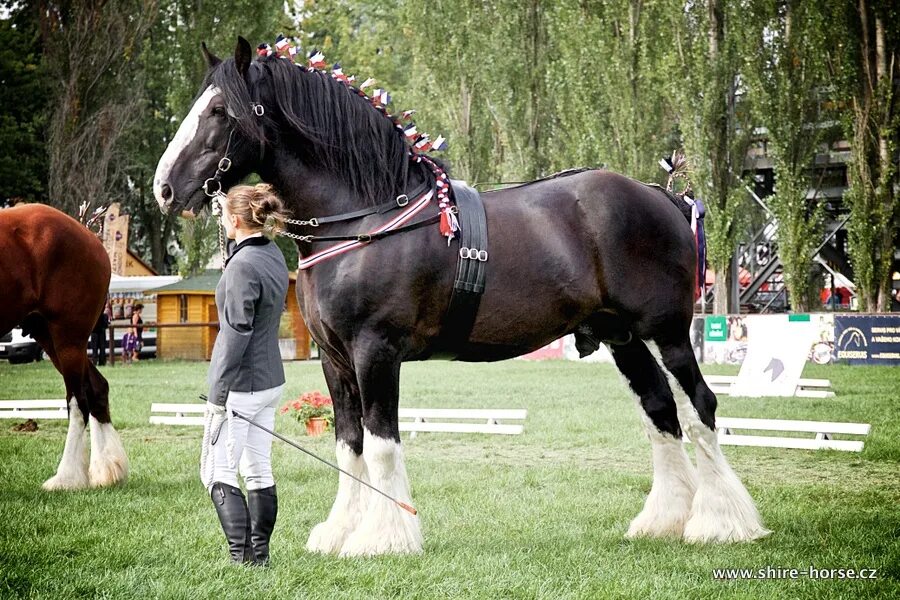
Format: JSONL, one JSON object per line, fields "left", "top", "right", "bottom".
{"left": 206, "top": 55, "right": 430, "bottom": 206}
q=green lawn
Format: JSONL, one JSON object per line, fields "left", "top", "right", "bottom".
{"left": 0, "top": 359, "right": 897, "bottom": 599}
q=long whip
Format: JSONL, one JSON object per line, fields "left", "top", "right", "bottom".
{"left": 200, "top": 394, "right": 417, "bottom": 515}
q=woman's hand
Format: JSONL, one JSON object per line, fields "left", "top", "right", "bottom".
{"left": 206, "top": 402, "right": 227, "bottom": 444}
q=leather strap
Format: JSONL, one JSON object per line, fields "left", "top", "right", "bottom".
{"left": 439, "top": 180, "right": 489, "bottom": 349}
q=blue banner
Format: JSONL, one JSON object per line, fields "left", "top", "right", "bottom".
{"left": 834, "top": 315, "right": 900, "bottom": 365}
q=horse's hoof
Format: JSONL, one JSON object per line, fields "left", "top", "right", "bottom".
{"left": 339, "top": 528, "right": 423, "bottom": 557}
{"left": 306, "top": 521, "right": 354, "bottom": 555}
{"left": 625, "top": 507, "right": 690, "bottom": 539}
{"left": 88, "top": 458, "right": 128, "bottom": 488}
{"left": 682, "top": 492, "right": 770, "bottom": 543}
{"left": 42, "top": 473, "right": 89, "bottom": 491}
{"left": 338, "top": 503, "right": 423, "bottom": 557}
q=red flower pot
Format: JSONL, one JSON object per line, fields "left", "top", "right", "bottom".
{"left": 306, "top": 417, "right": 328, "bottom": 436}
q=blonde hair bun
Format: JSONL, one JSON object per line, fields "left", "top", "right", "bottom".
{"left": 225, "top": 183, "right": 290, "bottom": 238}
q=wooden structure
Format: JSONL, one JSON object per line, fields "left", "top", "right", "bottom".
{"left": 0, "top": 399, "right": 67, "bottom": 420}
{"left": 124, "top": 249, "right": 158, "bottom": 276}
{"left": 399, "top": 408, "right": 528, "bottom": 439}
{"left": 149, "top": 406, "right": 529, "bottom": 439}
{"left": 704, "top": 374, "right": 835, "bottom": 399}
{"left": 149, "top": 270, "right": 310, "bottom": 361}
{"left": 686, "top": 417, "right": 870, "bottom": 452}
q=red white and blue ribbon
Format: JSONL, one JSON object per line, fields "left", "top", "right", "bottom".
{"left": 684, "top": 195, "right": 707, "bottom": 300}
{"left": 307, "top": 49, "right": 326, "bottom": 69}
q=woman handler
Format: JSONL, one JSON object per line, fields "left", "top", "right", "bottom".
{"left": 201, "top": 183, "right": 289, "bottom": 565}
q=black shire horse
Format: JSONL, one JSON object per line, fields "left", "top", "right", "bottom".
{"left": 154, "top": 38, "right": 767, "bottom": 556}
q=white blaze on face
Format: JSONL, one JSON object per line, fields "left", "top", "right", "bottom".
{"left": 153, "top": 85, "right": 221, "bottom": 210}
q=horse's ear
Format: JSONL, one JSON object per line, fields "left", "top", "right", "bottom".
{"left": 235, "top": 36, "right": 252, "bottom": 78}
{"left": 201, "top": 42, "right": 221, "bottom": 69}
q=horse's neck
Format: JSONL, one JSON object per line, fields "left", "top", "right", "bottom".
{"left": 266, "top": 155, "right": 431, "bottom": 222}
{"left": 266, "top": 159, "right": 359, "bottom": 220}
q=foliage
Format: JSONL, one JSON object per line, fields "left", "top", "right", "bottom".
{"left": 0, "top": 4, "right": 47, "bottom": 204}
{"left": 669, "top": 0, "right": 756, "bottom": 313}
{"left": 746, "top": 0, "right": 834, "bottom": 312}
{"left": 174, "top": 216, "right": 220, "bottom": 278}
{"left": 279, "top": 390, "right": 334, "bottom": 428}
{"left": 35, "top": 0, "right": 157, "bottom": 217}
{"left": 826, "top": 0, "right": 899, "bottom": 311}
{"left": 116, "top": 0, "right": 285, "bottom": 273}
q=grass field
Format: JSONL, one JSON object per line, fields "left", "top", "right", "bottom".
{"left": 0, "top": 358, "right": 898, "bottom": 599}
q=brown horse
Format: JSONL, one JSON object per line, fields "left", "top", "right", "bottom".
{"left": 0, "top": 204, "right": 128, "bottom": 490}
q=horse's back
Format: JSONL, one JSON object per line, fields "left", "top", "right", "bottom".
{"left": 469, "top": 169, "right": 696, "bottom": 348}
{"left": 0, "top": 204, "right": 110, "bottom": 331}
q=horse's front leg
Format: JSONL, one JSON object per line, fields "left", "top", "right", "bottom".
{"left": 339, "top": 347, "right": 423, "bottom": 557}
{"left": 306, "top": 352, "right": 368, "bottom": 554}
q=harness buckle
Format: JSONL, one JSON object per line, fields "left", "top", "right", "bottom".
{"left": 396, "top": 194, "right": 409, "bottom": 207}
{"left": 477, "top": 249, "right": 489, "bottom": 262}
{"left": 357, "top": 234, "right": 372, "bottom": 243}
{"left": 307, "top": 218, "right": 319, "bottom": 227}
{"left": 252, "top": 103, "right": 265, "bottom": 117}
{"left": 203, "top": 177, "right": 222, "bottom": 197}
{"left": 218, "top": 157, "right": 232, "bottom": 172}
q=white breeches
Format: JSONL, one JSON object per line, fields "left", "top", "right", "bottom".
{"left": 210, "top": 385, "right": 284, "bottom": 491}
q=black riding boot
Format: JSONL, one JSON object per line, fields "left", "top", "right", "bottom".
{"left": 247, "top": 485, "right": 278, "bottom": 565}
{"left": 210, "top": 482, "right": 252, "bottom": 564}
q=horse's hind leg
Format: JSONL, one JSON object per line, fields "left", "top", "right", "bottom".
{"left": 656, "top": 337, "right": 769, "bottom": 543}
{"left": 84, "top": 362, "right": 128, "bottom": 487}
{"left": 339, "top": 345, "right": 422, "bottom": 557}
{"left": 39, "top": 340, "right": 90, "bottom": 491}
{"left": 306, "top": 352, "right": 369, "bottom": 554}
{"left": 611, "top": 337, "right": 697, "bottom": 538}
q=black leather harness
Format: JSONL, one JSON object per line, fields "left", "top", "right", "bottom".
{"left": 437, "top": 180, "right": 489, "bottom": 350}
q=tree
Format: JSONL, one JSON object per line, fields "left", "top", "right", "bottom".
{"left": 35, "top": 0, "right": 157, "bottom": 217}
{"left": 117, "top": 0, "right": 284, "bottom": 273}
{"left": 546, "top": 0, "right": 678, "bottom": 181}
{"left": 747, "top": 0, "right": 834, "bottom": 312}
{"left": 0, "top": 4, "right": 48, "bottom": 205}
{"left": 829, "top": 0, "right": 899, "bottom": 311}
{"left": 671, "top": 0, "right": 755, "bottom": 314}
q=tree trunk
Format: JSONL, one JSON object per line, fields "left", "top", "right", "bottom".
{"left": 874, "top": 14, "right": 895, "bottom": 312}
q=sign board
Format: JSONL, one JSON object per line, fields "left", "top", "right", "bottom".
{"left": 101, "top": 202, "right": 129, "bottom": 276}
{"left": 705, "top": 316, "right": 727, "bottom": 341}
{"left": 834, "top": 315, "right": 900, "bottom": 365}
{"left": 730, "top": 315, "right": 817, "bottom": 397}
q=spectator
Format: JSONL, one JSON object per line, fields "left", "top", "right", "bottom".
{"left": 90, "top": 301, "right": 111, "bottom": 366}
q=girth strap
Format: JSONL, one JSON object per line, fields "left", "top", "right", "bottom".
{"left": 439, "top": 180, "right": 489, "bottom": 348}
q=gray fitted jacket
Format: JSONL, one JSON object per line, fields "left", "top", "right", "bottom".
{"left": 207, "top": 236, "right": 289, "bottom": 407}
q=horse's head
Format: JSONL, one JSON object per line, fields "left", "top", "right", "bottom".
{"left": 154, "top": 37, "right": 263, "bottom": 217}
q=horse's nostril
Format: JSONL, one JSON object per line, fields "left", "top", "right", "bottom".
{"left": 161, "top": 184, "right": 172, "bottom": 201}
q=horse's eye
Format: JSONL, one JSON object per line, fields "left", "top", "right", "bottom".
{"left": 211, "top": 106, "right": 226, "bottom": 118}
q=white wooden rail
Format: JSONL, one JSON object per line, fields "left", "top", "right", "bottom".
{"left": 399, "top": 408, "right": 527, "bottom": 438}
{"left": 149, "top": 403, "right": 205, "bottom": 426}
{"left": 0, "top": 399, "right": 68, "bottom": 420}
{"left": 685, "top": 416, "right": 870, "bottom": 452}
{"left": 149, "top": 404, "right": 528, "bottom": 438}
{"left": 704, "top": 374, "right": 835, "bottom": 398}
